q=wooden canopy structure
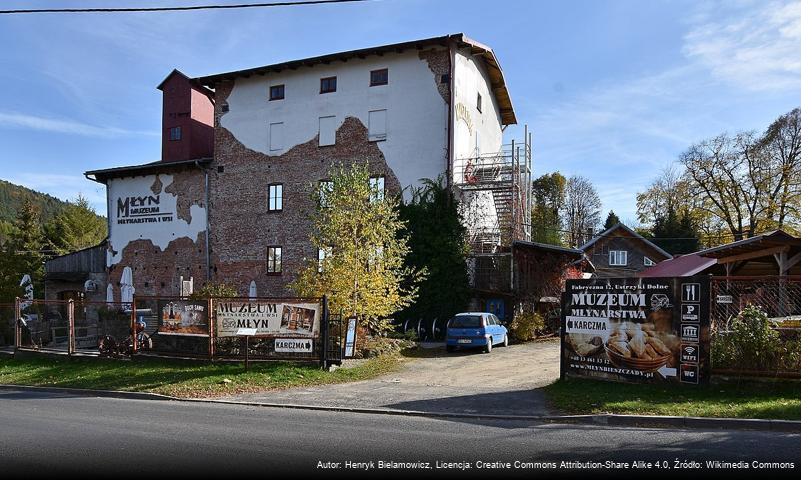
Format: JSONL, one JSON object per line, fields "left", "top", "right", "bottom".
{"left": 700, "top": 230, "right": 801, "bottom": 276}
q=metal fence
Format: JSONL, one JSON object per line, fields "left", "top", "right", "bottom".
{"left": 0, "top": 303, "right": 15, "bottom": 347}
{"left": 710, "top": 276, "right": 801, "bottom": 376}
{"left": 11, "top": 295, "right": 342, "bottom": 366}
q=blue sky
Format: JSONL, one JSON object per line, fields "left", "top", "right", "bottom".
{"left": 1, "top": 0, "right": 800, "bottom": 224}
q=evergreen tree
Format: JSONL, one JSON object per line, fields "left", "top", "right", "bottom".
{"left": 398, "top": 177, "right": 469, "bottom": 324}
{"left": 290, "top": 163, "right": 425, "bottom": 334}
{"left": 603, "top": 210, "right": 621, "bottom": 230}
{"left": 652, "top": 207, "right": 700, "bottom": 254}
{"left": 46, "top": 194, "right": 107, "bottom": 255}
{"left": 5, "top": 200, "right": 46, "bottom": 299}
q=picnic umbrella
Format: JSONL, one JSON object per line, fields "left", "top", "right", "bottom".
{"left": 106, "top": 284, "right": 115, "bottom": 304}
{"left": 249, "top": 280, "right": 257, "bottom": 299}
{"left": 120, "top": 266, "right": 135, "bottom": 309}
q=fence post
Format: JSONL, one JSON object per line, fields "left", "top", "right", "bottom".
{"left": 208, "top": 297, "right": 214, "bottom": 361}
{"left": 131, "top": 295, "right": 137, "bottom": 354}
{"left": 14, "top": 297, "right": 20, "bottom": 350}
{"left": 68, "top": 299, "right": 75, "bottom": 356}
{"left": 320, "top": 295, "right": 329, "bottom": 369}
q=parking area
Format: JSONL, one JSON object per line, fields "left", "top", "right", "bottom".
{"left": 213, "top": 339, "right": 560, "bottom": 416}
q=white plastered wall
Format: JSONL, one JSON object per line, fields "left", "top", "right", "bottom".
{"left": 221, "top": 50, "right": 449, "bottom": 195}
{"left": 106, "top": 174, "right": 207, "bottom": 265}
{"left": 452, "top": 48, "right": 505, "bottom": 238}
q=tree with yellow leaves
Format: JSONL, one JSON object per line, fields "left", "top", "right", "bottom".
{"left": 290, "top": 163, "right": 425, "bottom": 334}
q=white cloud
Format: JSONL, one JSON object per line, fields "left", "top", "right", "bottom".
{"left": 683, "top": 0, "right": 801, "bottom": 91}
{"left": 0, "top": 111, "right": 157, "bottom": 138}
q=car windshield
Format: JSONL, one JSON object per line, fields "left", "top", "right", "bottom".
{"left": 449, "top": 315, "right": 483, "bottom": 328}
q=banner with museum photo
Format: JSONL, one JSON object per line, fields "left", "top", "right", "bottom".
{"left": 560, "top": 276, "right": 710, "bottom": 385}
{"left": 216, "top": 300, "right": 320, "bottom": 338}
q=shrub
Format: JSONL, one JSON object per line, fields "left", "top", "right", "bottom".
{"left": 712, "top": 305, "right": 782, "bottom": 371}
{"left": 509, "top": 311, "right": 545, "bottom": 342}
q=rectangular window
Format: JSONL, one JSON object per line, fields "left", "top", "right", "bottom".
{"left": 319, "top": 180, "right": 333, "bottom": 207}
{"left": 269, "top": 84, "right": 285, "bottom": 101}
{"left": 267, "top": 246, "right": 282, "bottom": 274}
{"left": 476, "top": 92, "right": 482, "bottom": 113}
{"left": 317, "top": 247, "right": 332, "bottom": 273}
{"left": 609, "top": 250, "right": 628, "bottom": 266}
{"left": 268, "top": 183, "right": 283, "bottom": 212}
{"left": 320, "top": 76, "right": 337, "bottom": 94}
{"left": 369, "top": 176, "right": 385, "bottom": 203}
{"left": 370, "top": 68, "right": 388, "bottom": 86}
{"left": 368, "top": 109, "right": 387, "bottom": 141}
{"left": 269, "top": 122, "right": 283, "bottom": 151}
{"left": 319, "top": 115, "right": 336, "bottom": 146}
{"left": 169, "top": 126, "right": 182, "bottom": 141}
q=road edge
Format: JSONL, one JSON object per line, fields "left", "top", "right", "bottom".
{"left": 2, "top": 383, "right": 800, "bottom": 432}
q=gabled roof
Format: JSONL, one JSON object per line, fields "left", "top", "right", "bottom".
{"left": 638, "top": 253, "right": 717, "bottom": 278}
{"left": 84, "top": 157, "right": 212, "bottom": 184}
{"left": 195, "top": 33, "right": 516, "bottom": 125}
{"left": 698, "top": 230, "right": 801, "bottom": 259}
{"left": 580, "top": 223, "right": 673, "bottom": 260}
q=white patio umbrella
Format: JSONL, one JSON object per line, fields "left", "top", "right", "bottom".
{"left": 120, "top": 266, "right": 135, "bottom": 309}
{"left": 249, "top": 280, "right": 257, "bottom": 299}
{"left": 19, "top": 274, "right": 33, "bottom": 310}
{"left": 106, "top": 284, "right": 115, "bottom": 304}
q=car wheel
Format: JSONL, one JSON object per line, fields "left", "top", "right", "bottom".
{"left": 484, "top": 339, "right": 492, "bottom": 354}
{"left": 502, "top": 335, "right": 509, "bottom": 347}
{"left": 446, "top": 345, "right": 455, "bottom": 353}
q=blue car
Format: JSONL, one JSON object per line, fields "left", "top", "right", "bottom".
{"left": 445, "top": 312, "right": 508, "bottom": 353}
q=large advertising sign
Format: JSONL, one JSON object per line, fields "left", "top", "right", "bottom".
{"left": 216, "top": 300, "right": 320, "bottom": 338}
{"left": 157, "top": 300, "right": 209, "bottom": 336}
{"left": 561, "top": 276, "right": 710, "bottom": 385}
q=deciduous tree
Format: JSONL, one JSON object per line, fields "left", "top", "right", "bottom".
{"left": 563, "top": 175, "right": 601, "bottom": 247}
{"left": 530, "top": 172, "right": 566, "bottom": 245}
{"left": 290, "top": 163, "right": 424, "bottom": 334}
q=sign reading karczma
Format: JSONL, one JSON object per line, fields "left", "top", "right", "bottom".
{"left": 561, "top": 276, "right": 710, "bottom": 385}
{"left": 216, "top": 300, "right": 320, "bottom": 337}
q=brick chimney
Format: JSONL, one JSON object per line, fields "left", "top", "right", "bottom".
{"left": 157, "top": 69, "right": 214, "bottom": 163}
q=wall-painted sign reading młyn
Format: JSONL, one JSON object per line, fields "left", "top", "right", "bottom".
{"left": 561, "top": 277, "right": 710, "bottom": 385}
{"left": 216, "top": 301, "right": 320, "bottom": 338}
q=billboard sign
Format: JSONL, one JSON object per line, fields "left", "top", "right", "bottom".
{"left": 561, "top": 276, "right": 710, "bottom": 385}
{"left": 157, "top": 299, "right": 209, "bottom": 336}
{"left": 216, "top": 300, "right": 320, "bottom": 338}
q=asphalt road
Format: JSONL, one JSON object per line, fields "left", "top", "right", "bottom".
{"left": 0, "top": 388, "right": 798, "bottom": 478}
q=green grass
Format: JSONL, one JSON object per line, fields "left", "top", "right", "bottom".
{"left": 543, "top": 377, "right": 801, "bottom": 420}
{"left": 0, "top": 355, "right": 403, "bottom": 398}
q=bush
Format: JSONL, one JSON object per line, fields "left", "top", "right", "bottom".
{"left": 712, "top": 305, "right": 782, "bottom": 371}
{"left": 358, "top": 336, "right": 415, "bottom": 358}
{"left": 509, "top": 311, "right": 545, "bottom": 342}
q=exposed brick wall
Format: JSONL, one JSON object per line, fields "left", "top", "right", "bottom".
{"left": 109, "top": 233, "right": 208, "bottom": 298}
{"left": 418, "top": 48, "right": 451, "bottom": 104}
{"left": 110, "top": 170, "right": 209, "bottom": 298}
{"left": 210, "top": 89, "right": 400, "bottom": 296}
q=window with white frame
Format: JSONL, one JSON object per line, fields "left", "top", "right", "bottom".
{"left": 319, "top": 180, "right": 333, "bottom": 207}
{"left": 267, "top": 246, "right": 282, "bottom": 273}
{"left": 644, "top": 256, "right": 656, "bottom": 266}
{"left": 368, "top": 109, "right": 387, "bottom": 141}
{"left": 609, "top": 250, "right": 628, "bottom": 266}
{"left": 319, "top": 115, "right": 336, "bottom": 146}
{"left": 369, "top": 176, "right": 385, "bottom": 202}
{"left": 317, "top": 247, "right": 332, "bottom": 273}
{"left": 269, "top": 122, "right": 283, "bottom": 151}
{"left": 268, "top": 183, "right": 283, "bottom": 212}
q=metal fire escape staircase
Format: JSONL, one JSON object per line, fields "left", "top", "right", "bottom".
{"left": 452, "top": 128, "right": 533, "bottom": 294}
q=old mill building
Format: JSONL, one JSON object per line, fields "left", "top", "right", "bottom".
{"left": 46, "top": 34, "right": 570, "bottom": 321}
